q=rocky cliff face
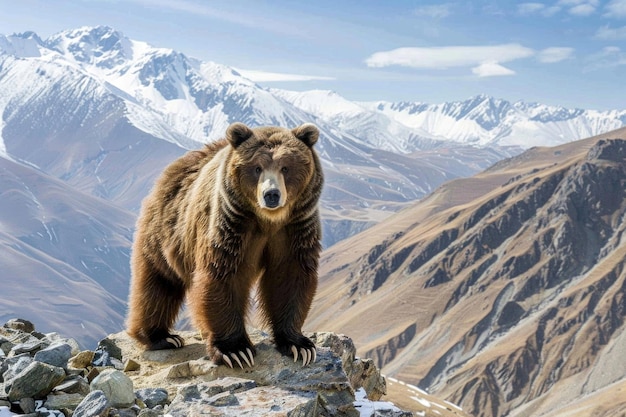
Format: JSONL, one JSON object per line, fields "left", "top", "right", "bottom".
{"left": 308, "top": 129, "right": 626, "bottom": 417}
{"left": 1, "top": 318, "right": 424, "bottom": 417}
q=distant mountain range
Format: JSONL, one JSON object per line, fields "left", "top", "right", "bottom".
{"left": 0, "top": 25, "right": 624, "bottom": 355}
{"left": 307, "top": 128, "right": 626, "bottom": 417}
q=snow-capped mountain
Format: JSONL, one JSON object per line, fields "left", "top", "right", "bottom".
{"left": 0, "top": 25, "right": 624, "bottom": 350}
{"left": 361, "top": 95, "right": 626, "bottom": 148}
{"left": 0, "top": 26, "right": 513, "bottom": 240}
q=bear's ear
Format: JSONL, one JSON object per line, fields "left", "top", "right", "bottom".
{"left": 292, "top": 123, "right": 319, "bottom": 147}
{"left": 226, "top": 122, "right": 254, "bottom": 148}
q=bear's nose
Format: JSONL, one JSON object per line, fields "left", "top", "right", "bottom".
{"left": 263, "top": 189, "right": 281, "bottom": 208}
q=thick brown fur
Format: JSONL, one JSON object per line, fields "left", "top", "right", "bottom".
{"left": 126, "top": 122, "right": 323, "bottom": 365}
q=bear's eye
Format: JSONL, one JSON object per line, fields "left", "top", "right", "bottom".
{"left": 281, "top": 167, "right": 288, "bottom": 173}
{"left": 255, "top": 166, "right": 262, "bottom": 175}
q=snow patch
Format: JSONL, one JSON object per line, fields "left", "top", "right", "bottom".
{"left": 354, "top": 388, "right": 405, "bottom": 416}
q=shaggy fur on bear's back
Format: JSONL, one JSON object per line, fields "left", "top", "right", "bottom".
{"left": 127, "top": 122, "right": 323, "bottom": 367}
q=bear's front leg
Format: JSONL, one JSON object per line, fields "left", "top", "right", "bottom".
{"left": 189, "top": 270, "right": 256, "bottom": 369}
{"left": 258, "top": 251, "right": 319, "bottom": 366}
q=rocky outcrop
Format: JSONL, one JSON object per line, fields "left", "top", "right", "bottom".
{"left": 1, "top": 318, "right": 409, "bottom": 417}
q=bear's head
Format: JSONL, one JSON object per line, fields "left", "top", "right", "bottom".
{"left": 226, "top": 122, "right": 320, "bottom": 223}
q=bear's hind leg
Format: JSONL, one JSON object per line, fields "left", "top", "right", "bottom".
{"left": 127, "top": 260, "right": 186, "bottom": 350}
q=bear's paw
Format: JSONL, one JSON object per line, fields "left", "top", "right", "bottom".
{"left": 210, "top": 337, "right": 257, "bottom": 369}
{"left": 276, "top": 334, "right": 317, "bottom": 367}
{"left": 148, "top": 334, "right": 185, "bottom": 350}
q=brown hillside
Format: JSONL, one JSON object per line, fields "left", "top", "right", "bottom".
{"left": 307, "top": 127, "right": 626, "bottom": 417}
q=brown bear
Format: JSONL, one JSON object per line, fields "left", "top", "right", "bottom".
{"left": 126, "top": 122, "right": 323, "bottom": 368}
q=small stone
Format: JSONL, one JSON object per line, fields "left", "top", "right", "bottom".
{"left": 115, "top": 408, "right": 139, "bottom": 417}
{"left": 0, "top": 401, "right": 10, "bottom": 408}
{"left": 137, "top": 409, "right": 162, "bottom": 417}
{"left": 92, "top": 338, "right": 122, "bottom": 367}
{"left": 19, "top": 397, "right": 35, "bottom": 413}
{"left": 134, "top": 388, "right": 168, "bottom": 409}
{"left": 44, "top": 392, "right": 85, "bottom": 410}
{"left": 3, "top": 319, "right": 35, "bottom": 334}
{"left": 53, "top": 376, "right": 91, "bottom": 395}
{"left": 86, "top": 367, "right": 100, "bottom": 383}
{"left": 90, "top": 369, "right": 135, "bottom": 408}
{"left": 7, "top": 361, "right": 66, "bottom": 401}
{"left": 72, "top": 390, "right": 110, "bottom": 417}
{"left": 8, "top": 340, "right": 46, "bottom": 356}
{"left": 34, "top": 343, "right": 73, "bottom": 368}
{"left": 69, "top": 351, "right": 96, "bottom": 369}
{"left": 123, "top": 359, "right": 140, "bottom": 372}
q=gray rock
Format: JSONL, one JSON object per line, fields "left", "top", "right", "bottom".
{"left": 137, "top": 408, "right": 163, "bottom": 417}
{"left": 115, "top": 408, "right": 141, "bottom": 417}
{"left": 312, "top": 332, "right": 386, "bottom": 400}
{"left": 2, "top": 355, "right": 33, "bottom": 387}
{"left": 19, "top": 397, "right": 35, "bottom": 413}
{"left": 34, "top": 343, "right": 73, "bottom": 368}
{"left": 206, "top": 391, "right": 239, "bottom": 407}
{"left": 90, "top": 369, "right": 135, "bottom": 408}
{"left": 6, "top": 361, "right": 65, "bottom": 401}
{"left": 52, "top": 376, "right": 91, "bottom": 395}
{"left": 42, "top": 334, "right": 80, "bottom": 357}
{"left": 135, "top": 388, "right": 169, "bottom": 409}
{"left": 3, "top": 319, "right": 35, "bottom": 334}
{"left": 73, "top": 390, "right": 110, "bottom": 417}
{"left": 167, "top": 382, "right": 322, "bottom": 416}
{"left": 44, "top": 392, "right": 85, "bottom": 410}
{"left": 175, "top": 377, "right": 256, "bottom": 401}
{"left": 92, "top": 338, "right": 123, "bottom": 367}
{"left": 8, "top": 340, "right": 47, "bottom": 356}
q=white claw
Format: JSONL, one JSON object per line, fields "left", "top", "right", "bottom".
{"left": 291, "top": 345, "right": 298, "bottom": 363}
{"left": 230, "top": 353, "right": 244, "bottom": 369}
{"left": 312, "top": 348, "right": 317, "bottom": 364}
{"left": 246, "top": 348, "right": 255, "bottom": 366}
{"left": 300, "top": 348, "right": 308, "bottom": 366}
{"left": 223, "top": 354, "right": 233, "bottom": 369}
{"left": 240, "top": 351, "right": 252, "bottom": 367}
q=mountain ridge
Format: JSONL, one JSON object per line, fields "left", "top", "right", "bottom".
{"left": 307, "top": 127, "right": 626, "bottom": 417}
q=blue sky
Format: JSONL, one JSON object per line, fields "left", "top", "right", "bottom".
{"left": 0, "top": 0, "right": 625, "bottom": 110}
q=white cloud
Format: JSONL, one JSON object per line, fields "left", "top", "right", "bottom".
{"left": 517, "top": 2, "right": 546, "bottom": 15}
{"left": 235, "top": 69, "right": 335, "bottom": 82}
{"left": 517, "top": 3, "right": 562, "bottom": 16}
{"left": 557, "top": 0, "right": 599, "bottom": 15}
{"left": 472, "top": 62, "right": 516, "bottom": 77}
{"left": 569, "top": 3, "right": 596, "bottom": 15}
{"left": 365, "top": 44, "right": 535, "bottom": 70}
{"left": 584, "top": 46, "right": 626, "bottom": 71}
{"left": 595, "top": 25, "right": 626, "bottom": 39}
{"left": 543, "top": 6, "right": 563, "bottom": 15}
{"left": 604, "top": 0, "right": 626, "bottom": 17}
{"left": 414, "top": 4, "right": 453, "bottom": 19}
{"left": 537, "top": 47, "right": 575, "bottom": 62}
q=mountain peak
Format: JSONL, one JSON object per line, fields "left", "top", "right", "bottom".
{"left": 45, "top": 25, "right": 134, "bottom": 69}
{"left": 0, "top": 30, "right": 44, "bottom": 58}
